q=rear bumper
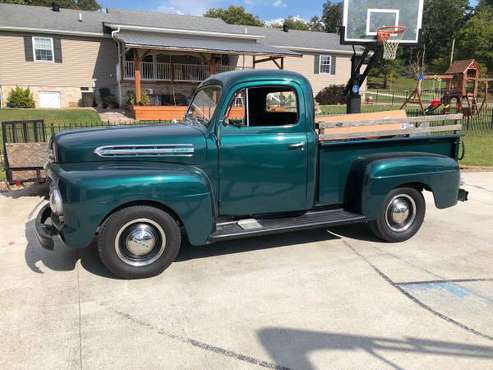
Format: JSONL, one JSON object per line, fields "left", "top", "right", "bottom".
{"left": 35, "top": 204, "right": 59, "bottom": 251}
{"left": 458, "top": 189, "right": 469, "bottom": 202}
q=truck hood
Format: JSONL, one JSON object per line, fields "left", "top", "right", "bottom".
{"left": 54, "top": 123, "right": 209, "bottom": 164}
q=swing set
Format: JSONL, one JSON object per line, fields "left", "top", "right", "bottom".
{"left": 401, "top": 59, "right": 490, "bottom": 116}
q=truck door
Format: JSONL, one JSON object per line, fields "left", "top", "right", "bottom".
{"left": 218, "top": 84, "right": 309, "bottom": 216}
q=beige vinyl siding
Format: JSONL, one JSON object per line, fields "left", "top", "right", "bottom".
{"left": 238, "top": 53, "right": 355, "bottom": 96}
{"left": 0, "top": 32, "right": 117, "bottom": 88}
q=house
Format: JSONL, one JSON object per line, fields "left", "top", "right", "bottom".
{"left": 0, "top": 3, "right": 358, "bottom": 120}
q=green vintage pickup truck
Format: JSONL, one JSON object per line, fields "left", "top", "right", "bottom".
{"left": 36, "top": 70, "right": 468, "bottom": 278}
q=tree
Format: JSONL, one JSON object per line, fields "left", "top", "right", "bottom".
{"left": 456, "top": 6, "right": 493, "bottom": 74}
{"left": 369, "top": 58, "right": 404, "bottom": 89}
{"left": 269, "top": 16, "right": 324, "bottom": 32}
{"left": 76, "top": 0, "right": 100, "bottom": 10}
{"left": 308, "top": 16, "right": 325, "bottom": 32}
{"left": 281, "top": 16, "right": 310, "bottom": 31}
{"left": 322, "top": 1, "right": 342, "bottom": 33}
{"left": 204, "top": 6, "right": 264, "bottom": 26}
{"left": 477, "top": 0, "right": 493, "bottom": 9}
{"left": 0, "top": 0, "right": 101, "bottom": 10}
{"left": 420, "top": 0, "right": 470, "bottom": 66}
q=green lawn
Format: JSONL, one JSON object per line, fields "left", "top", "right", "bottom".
{"left": 0, "top": 109, "right": 101, "bottom": 182}
{"left": 461, "top": 135, "right": 493, "bottom": 167}
{"left": 0, "top": 108, "right": 101, "bottom": 124}
{"left": 319, "top": 104, "right": 398, "bottom": 115}
{"left": 368, "top": 75, "right": 452, "bottom": 91}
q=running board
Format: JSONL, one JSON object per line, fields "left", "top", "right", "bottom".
{"left": 209, "top": 209, "right": 367, "bottom": 242}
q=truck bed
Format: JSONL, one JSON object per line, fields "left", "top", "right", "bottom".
{"left": 318, "top": 115, "right": 462, "bottom": 206}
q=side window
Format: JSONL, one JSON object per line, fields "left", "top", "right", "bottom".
{"left": 224, "top": 86, "right": 299, "bottom": 128}
{"left": 249, "top": 87, "right": 298, "bottom": 127}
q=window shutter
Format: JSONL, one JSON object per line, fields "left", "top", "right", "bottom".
{"left": 53, "top": 37, "right": 63, "bottom": 63}
{"left": 331, "top": 55, "right": 337, "bottom": 75}
{"left": 314, "top": 55, "right": 320, "bottom": 74}
{"left": 24, "top": 36, "right": 34, "bottom": 62}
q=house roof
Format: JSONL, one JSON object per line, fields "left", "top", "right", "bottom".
{"left": 115, "top": 31, "right": 299, "bottom": 57}
{"left": 105, "top": 8, "right": 252, "bottom": 36}
{"left": 446, "top": 60, "right": 479, "bottom": 75}
{"left": 0, "top": 3, "right": 108, "bottom": 36}
{"left": 244, "top": 26, "right": 355, "bottom": 54}
{"left": 0, "top": 3, "right": 354, "bottom": 54}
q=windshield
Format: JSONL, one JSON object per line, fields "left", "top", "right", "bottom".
{"left": 185, "top": 86, "right": 222, "bottom": 128}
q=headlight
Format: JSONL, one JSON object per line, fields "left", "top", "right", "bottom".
{"left": 50, "top": 188, "right": 64, "bottom": 216}
{"left": 48, "top": 138, "right": 59, "bottom": 164}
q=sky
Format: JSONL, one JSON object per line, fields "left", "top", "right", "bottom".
{"left": 98, "top": 0, "right": 480, "bottom": 22}
{"left": 98, "top": 0, "right": 329, "bottom": 21}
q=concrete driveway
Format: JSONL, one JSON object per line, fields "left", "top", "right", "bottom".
{"left": 1, "top": 172, "right": 493, "bottom": 370}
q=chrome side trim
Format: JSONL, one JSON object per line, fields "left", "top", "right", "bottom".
{"left": 94, "top": 144, "right": 195, "bottom": 158}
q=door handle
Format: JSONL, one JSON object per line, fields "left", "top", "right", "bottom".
{"left": 289, "top": 142, "right": 305, "bottom": 150}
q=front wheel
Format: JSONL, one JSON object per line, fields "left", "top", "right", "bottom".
{"left": 98, "top": 206, "right": 181, "bottom": 279}
{"left": 369, "top": 187, "right": 426, "bottom": 243}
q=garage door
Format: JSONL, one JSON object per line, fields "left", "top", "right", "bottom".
{"left": 39, "top": 92, "right": 61, "bottom": 108}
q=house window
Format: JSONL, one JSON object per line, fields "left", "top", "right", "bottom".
{"left": 319, "top": 55, "right": 332, "bottom": 74}
{"left": 33, "top": 37, "right": 54, "bottom": 62}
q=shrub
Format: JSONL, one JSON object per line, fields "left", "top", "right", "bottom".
{"left": 127, "top": 91, "right": 136, "bottom": 106}
{"left": 126, "top": 91, "right": 150, "bottom": 107}
{"left": 139, "top": 91, "right": 150, "bottom": 106}
{"left": 7, "top": 86, "right": 35, "bottom": 108}
{"left": 99, "top": 88, "right": 119, "bottom": 109}
{"left": 315, "top": 85, "right": 346, "bottom": 105}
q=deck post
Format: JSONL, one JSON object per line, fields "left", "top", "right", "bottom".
{"left": 134, "top": 49, "right": 142, "bottom": 104}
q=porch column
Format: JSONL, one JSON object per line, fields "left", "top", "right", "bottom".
{"left": 134, "top": 49, "right": 142, "bottom": 103}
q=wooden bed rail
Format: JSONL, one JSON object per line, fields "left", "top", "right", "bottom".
{"left": 318, "top": 113, "right": 463, "bottom": 129}
{"left": 318, "top": 113, "right": 463, "bottom": 141}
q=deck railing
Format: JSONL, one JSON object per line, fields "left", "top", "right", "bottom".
{"left": 123, "top": 62, "right": 242, "bottom": 82}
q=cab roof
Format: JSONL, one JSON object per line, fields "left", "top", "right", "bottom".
{"left": 201, "top": 69, "right": 312, "bottom": 91}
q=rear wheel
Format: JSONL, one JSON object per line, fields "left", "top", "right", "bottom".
{"left": 369, "top": 187, "right": 426, "bottom": 243}
{"left": 98, "top": 206, "right": 181, "bottom": 279}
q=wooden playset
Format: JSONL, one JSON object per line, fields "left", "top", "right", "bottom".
{"left": 401, "top": 59, "right": 490, "bottom": 116}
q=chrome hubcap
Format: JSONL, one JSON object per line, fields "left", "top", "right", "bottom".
{"left": 385, "top": 194, "right": 416, "bottom": 232}
{"left": 126, "top": 224, "right": 157, "bottom": 257}
{"left": 115, "top": 219, "right": 166, "bottom": 267}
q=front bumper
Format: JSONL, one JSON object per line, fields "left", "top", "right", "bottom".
{"left": 458, "top": 188, "right": 469, "bottom": 202}
{"left": 35, "top": 204, "right": 59, "bottom": 250}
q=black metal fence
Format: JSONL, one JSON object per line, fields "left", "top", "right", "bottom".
{"left": 1, "top": 120, "right": 174, "bottom": 144}
{"left": 366, "top": 88, "right": 493, "bottom": 107}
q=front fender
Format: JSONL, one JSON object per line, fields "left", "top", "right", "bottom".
{"left": 345, "top": 153, "right": 460, "bottom": 220}
{"left": 49, "top": 162, "right": 215, "bottom": 248}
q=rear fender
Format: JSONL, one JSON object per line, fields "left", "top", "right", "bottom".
{"left": 50, "top": 162, "right": 215, "bottom": 248}
{"left": 345, "top": 153, "right": 460, "bottom": 220}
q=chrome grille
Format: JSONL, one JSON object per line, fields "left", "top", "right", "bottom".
{"left": 94, "top": 144, "right": 195, "bottom": 158}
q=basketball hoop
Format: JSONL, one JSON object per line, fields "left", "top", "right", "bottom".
{"left": 377, "top": 26, "right": 407, "bottom": 60}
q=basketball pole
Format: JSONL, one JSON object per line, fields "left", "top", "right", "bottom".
{"left": 347, "top": 52, "right": 363, "bottom": 114}
{"left": 344, "top": 45, "right": 381, "bottom": 114}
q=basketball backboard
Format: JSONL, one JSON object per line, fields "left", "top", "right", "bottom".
{"left": 342, "top": 0, "right": 424, "bottom": 45}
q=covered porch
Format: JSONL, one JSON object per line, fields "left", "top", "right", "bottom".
{"left": 111, "top": 28, "right": 299, "bottom": 121}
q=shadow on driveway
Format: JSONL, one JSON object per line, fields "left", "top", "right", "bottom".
{"left": 258, "top": 327, "right": 493, "bottom": 370}
{"left": 25, "top": 216, "right": 348, "bottom": 279}
{"left": 2, "top": 183, "right": 48, "bottom": 199}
